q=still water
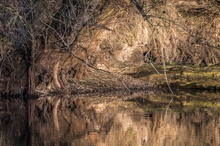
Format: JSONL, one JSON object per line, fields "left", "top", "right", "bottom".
{"left": 0, "top": 91, "right": 220, "bottom": 146}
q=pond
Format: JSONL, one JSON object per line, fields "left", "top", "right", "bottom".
{"left": 0, "top": 91, "right": 220, "bottom": 146}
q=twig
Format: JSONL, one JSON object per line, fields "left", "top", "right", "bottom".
{"left": 161, "top": 47, "right": 174, "bottom": 126}
{"left": 70, "top": 51, "right": 110, "bottom": 73}
{"left": 121, "top": 80, "right": 131, "bottom": 93}
{"left": 131, "top": 0, "right": 154, "bottom": 26}
{"left": 71, "top": 52, "right": 133, "bottom": 92}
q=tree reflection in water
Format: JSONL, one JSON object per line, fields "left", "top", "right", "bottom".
{"left": 0, "top": 93, "right": 220, "bottom": 146}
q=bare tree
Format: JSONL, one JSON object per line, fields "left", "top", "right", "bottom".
{"left": 0, "top": 0, "right": 102, "bottom": 96}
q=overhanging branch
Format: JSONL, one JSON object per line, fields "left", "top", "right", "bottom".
{"left": 131, "top": 0, "right": 154, "bottom": 26}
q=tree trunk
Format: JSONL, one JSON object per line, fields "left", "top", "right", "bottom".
{"left": 26, "top": 36, "right": 38, "bottom": 98}
{"left": 27, "top": 65, "right": 37, "bottom": 95}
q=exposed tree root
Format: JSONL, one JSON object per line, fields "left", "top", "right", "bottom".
{"left": 53, "top": 60, "right": 61, "bottom": 88}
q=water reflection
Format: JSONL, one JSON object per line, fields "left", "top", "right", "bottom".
{"left": 0, "top": 92, "right": 220, "bottom": 146}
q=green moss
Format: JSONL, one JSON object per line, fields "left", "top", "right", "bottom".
{"left": 120, "top": 64, "right": 220, "bottom": 91}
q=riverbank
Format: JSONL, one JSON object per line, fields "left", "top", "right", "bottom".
{"left": 34, "top": 67, "right": 158, "bottom": 97}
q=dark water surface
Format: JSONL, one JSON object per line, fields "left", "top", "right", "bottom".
{"left": 1, "top": 91, "right": 220, "bottom": 146}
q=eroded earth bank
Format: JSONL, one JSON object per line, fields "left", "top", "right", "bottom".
{"left": 0, "top": 0, "right": 220, "bottom": 96}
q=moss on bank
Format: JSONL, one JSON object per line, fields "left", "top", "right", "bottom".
{"left": 120, "top": 63, "right": 220, "bottom": 91}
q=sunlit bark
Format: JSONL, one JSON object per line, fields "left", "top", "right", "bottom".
{"left": 52, "top": 98, "right": 61, "bottom": 131}
{"left": 53, "top": 60, "right": 61, "bottom": 88}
